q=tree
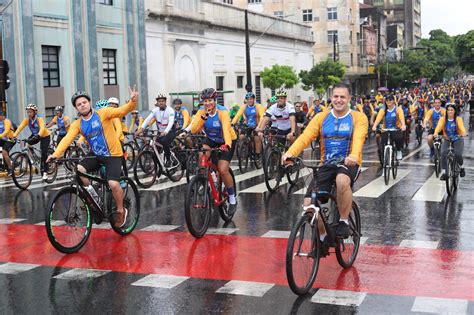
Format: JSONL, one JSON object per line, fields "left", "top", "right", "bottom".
{"left": 377, "top": 62, "right": 414, "bottom": 88}
{"left": 454, "top": 30, "right": 474, "bottom": 73}
{"left": 260, "top": 65, "right": 299, "bottom": 91}
{"left": 299, "top": 58, "right": 345, "bottom": 97}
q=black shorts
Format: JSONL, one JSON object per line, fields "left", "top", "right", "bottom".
{"left": 202, "top": 138, "right": 237, "bottom": 162}
{"left": 275, "top": 128, "right": 292, "bottom": 145}
{"left": 0, "top": 139, "right": 14, "bottom": 152}
{"left": 79, "top": 153, "right": 123, "bottom": 182}
{"left": 304, "top": 163, "right": 360, "bottom": 199}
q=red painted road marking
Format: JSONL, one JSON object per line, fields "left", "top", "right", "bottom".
{"left": 0, "top": 224, "right": 473, "bottom": 300}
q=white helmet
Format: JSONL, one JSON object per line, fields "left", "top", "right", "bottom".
{"left": 155, "top": 93, "right": 167, "bottom": 100}
{"left": 108, "top": 97, "right": 119, "bottom": 105}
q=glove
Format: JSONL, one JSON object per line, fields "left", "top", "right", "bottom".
{"left": 219, "top": 144, "right": 229, "bottom": 152}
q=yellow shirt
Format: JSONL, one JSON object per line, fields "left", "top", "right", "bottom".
{"left": 231, "top": 103, "right": 266, "bottom": 126}
{"left": 434, "top": 116, "right": 466, "bottom": 137}
{"left": 190, "top": 108, "right": 237, "bottom": 147}
{"left": 0, "top": 119, "right": 14, "bottom": 139}
{"left": 129, "top": 116, "right": 144, "bottom": 132}
{"left": 307, "top": 105, "right": 328, "bottom": 117}
{"left": 14, "top": 115, "right": 50, "bottom": 138}
{"left": 373, "top": 107, "right": 405, "bottom": 129}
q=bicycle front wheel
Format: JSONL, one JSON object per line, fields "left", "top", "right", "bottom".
{"left": 133, "top": 150, "right": 157, "bottom": 189}
{"left": 123, "top": 143, "right": 135, "bottom": 171}
{"left": 45, "top": 186, "right": 92, "bottom": 254}
{"left": 12, "top": 153, "right": 33, "bottom": 190}
{"left": 434, "top": 147, "right": 441, "bottom": 178}
{"left": 286, "top": 158, "right": 301, "bottom": 186}
{"left": 237, "top": 140, "right": 250, "bottom": 174}
{"left": 335, "top": 201, "right": 362, "bottom": 268}
{"left": 186, "top": 153, "right": 199, "bottom": 183}
{"left": 264, "top": 148, "right": 282, "bottom": 192}
{"left": 446, "top": 157, "right": 455, "bottom": 196}
{"left": 184, "top": 175, "right": 211, "bottom": 238}
{"left": 108, "top": 177, "right": 140, "bottom": 235}
{"left": 286, "top": 213, "right": 320, "bottom": 295}
{"left": 392, "top": 148, "right": 398, "bottom": 180}
{"left": 383, "top": 147, "right": 390, "bottom": 185}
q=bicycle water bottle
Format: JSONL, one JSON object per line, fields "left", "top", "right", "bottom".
{"left": 120, "top": 179, "right": 127, "bottom": 189}
{"left": 85, "top": 185, "right": 100, "bottom": 206}
{"left": 211, "top": 170, "right": 219, "bottom": 188}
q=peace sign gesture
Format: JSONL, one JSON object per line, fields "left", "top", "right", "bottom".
{"left": 129, "top": 85, "right": 139, "bottom": 102}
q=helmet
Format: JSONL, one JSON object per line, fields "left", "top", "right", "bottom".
{"left": 245, "top": 92, "right": 256, "bottom": 99}
{"left": 55, "top": 106, "right": 63, "bottom": 112}
{"left": 172, "top": 98, "right": 182, "bottom": 105}
{"left": 200, "top": 88, "right": 217, "bottom": 101}
{"left": 131, "top": 110, "right": 139, "bottom": 114}
{"left": 108, "top": 97, "right": 119, "bottom": 105}
{"left": 95, "top": 99, "right": 109, "bottom": 110}
{"left": 71, "top": 91, "right": 91, "bottom": 106}
{"left": 155, "top": 93, "right": 167, "bottom": 100}
{"left": 26, "top": 104, "right": 38, "bottom": 112}
{"left": 275, "top": 90, "right": 288, "bottom": 97}
{"left": 269, "top": 96, "right": 277, "bottom": 103}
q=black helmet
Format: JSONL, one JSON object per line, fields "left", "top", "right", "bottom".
{"left": 200, "top": 88, "right": 218, "bottom": 101}
{"left": 173, "top": 98, "right": 183, "bottom": 105}
{"left": 71, "top": 91, "right": 91, "bottom": 106}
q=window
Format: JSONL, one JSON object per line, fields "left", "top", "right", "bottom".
{"left": 248, "top": 0, "right": 261, "bottom": 3}
{"left": 255, "top": 75, "right": 261, "bottom": 104}
{"left": 98, "top": 0, "right": 113, "bottom": 5}
{"left": 327, "top": 7, "right": 337, "bottom": 20}
{"left": 237, "top": 76, "right": 244, "bottom": 89}
{"left": 393, "top": 0, "right": 404, "bottom": 5}
{"left": 351, "top": 53, "right": 354, "bottom": 67}
{"left": 222, "top": 0, "right": 233, "bottom": 4}
{"left": 327, "top": 30, "right": 338, "bottom": 43}
{"left": 373, "top": 0, "right": 384, "bottom": 5}
{"left": 42, "top": 46, "right": 60, "bottom": 87}
{"left": 274, "top": 11, "right": 284, "bottom": 19}
{"left": 216, "top": 76, "right": 224, "bottom": 105}
{"left": 103, "top": 49, "right": 117, "bottom": 85}
{"left": 302, "top": 9, "right": 312, "bottom": 22}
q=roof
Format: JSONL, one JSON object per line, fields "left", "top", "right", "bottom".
{"left": 359, "top": 3, "right": 374, "bottom": 9}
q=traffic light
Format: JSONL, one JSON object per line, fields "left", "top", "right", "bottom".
{"left": 0, "top": 60, "right": 10, "bottom": 90}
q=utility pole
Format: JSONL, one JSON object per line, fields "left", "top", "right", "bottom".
{"left": 245, "top": 9, "right": 252, "bottom": 92}
{"left": 333, "top": 35, "right": 337, "bottom": 62}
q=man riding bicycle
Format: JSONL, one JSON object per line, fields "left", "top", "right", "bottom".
{"left": 47, "top": 88, "right": 139, "bottom": 228}
{"left": 423, "top": 98, "right": 446, "bottom": 158}
{"left": 173, "top": 98, "right": 191, "bottom": 130}
{"left": 0, "top": 111, "right": 16, "bottom": 176}
{"left": 46, "top": 106, "right": 70, "bottom": 145}
{"left": 282, "top": 83, "right": 368, "bottom": 249}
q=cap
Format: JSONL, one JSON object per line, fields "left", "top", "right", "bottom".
{"left": 108, "top": 97, "right": 119, "bottom": 104}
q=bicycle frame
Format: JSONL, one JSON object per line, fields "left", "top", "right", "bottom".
{"left": 198, "top": 153, "right": 224, "bottom": 207}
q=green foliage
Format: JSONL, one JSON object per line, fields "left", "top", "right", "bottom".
{"left": 299, "top": 58, "right": 345, "bottom": 96}
{"left": 454, "top": 30, "right": 474, "bottom": 73}
{"left": 260, "top": 65, "right": 299, "bottom": 91}
{"left": 376, "top": 62, "right": 413, "bottom": 88}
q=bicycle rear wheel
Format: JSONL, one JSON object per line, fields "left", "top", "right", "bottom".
{"left": 12, "top": 153, "right": 33, "bottom": 190}
{"left": 45, "top": 186, "right": 92, "bottom": 254}
{"left": 237, "top": 140, "right": 250, "bottom": 174}
{"left": 335, "top": 201, "right": 362, "bottom": 268}
{"left": 264, "top": 148, "right": 282, "bottom": 192}
{"left": 166, "top": 150, "right": 185, "bottom": 182}
{"left": 383, "top": 147, "right": 390, "bottom": 185}
{"left": 446, "top": 157, "right": 455, "bottom": 196}
{"left": 286, "top": 213, "right": 320, "bottom": 295}
{"left": 133, "top": 150, "right": 158, "bottom": 189}
{"left": 107, "top": 177, "right": 140, "bottom": 235}
{"left": 123, "top": 143, "right": 135, "bottom": 171}
{"left": 184, "top": 175, "right": 211, "bottom": 238}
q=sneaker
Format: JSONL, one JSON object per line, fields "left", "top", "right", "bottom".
{"left": 460, "top": 168, "right": 465, "bottom": 178}
{"left": 396, "top": 150, "right": 403, "bottom": 160}
{"left": 114, "top": 208, "right": 128, "bottom": 228}
{"left": 7, "top": 169, "right": 12, "bottom": 177}
{"left": 228, "top": 202, "right": 237, "bottom": 216}
{"left": 440, "top": 173, "right": 448, "bottom": 181}
{"left": 335, "top": 221, "right": 350, "bottom": 239}
{"left": 42, "top": 173, "right": 48, "bottom": 181}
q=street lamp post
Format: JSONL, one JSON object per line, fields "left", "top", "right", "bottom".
{"left": 245, "top": 10, "right": 252, "bottom": 92}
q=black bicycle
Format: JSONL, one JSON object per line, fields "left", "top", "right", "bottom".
{"left": 445, "top": 138, "right": 462, "bottom": 196}
{"left": 236, "top": 123, "right": 262, "bottom": 173}
{"left": 380, "top": 128, "right": 399, "bottom": 185}
{"left": 433, "top": 136, "right": 442, "bottom": 178}
{"left": 415, "top": 119, "right": 423, "bottom": 146}
{"left": 285, "top": 158, "right": 361, "bottom": 295}
{"left": 45, "top": 157, "right": 140, "bottom": 254}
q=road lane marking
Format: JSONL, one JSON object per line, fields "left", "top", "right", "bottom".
{"left": 311, "top": 289, "right": 367, "bottom": 306}
{"left": 411, "top": 297, "right": 468, "bottom": 314}
{"left": 261, "top": 230, "right": 291, "bottom": 238}
{"left": 141, "top": 224, "right": 180, "bottom": 232}
{"left": 132, "top": 274, "right": 189, "bottom": 289}
{"left": 399, "top": 240, "right": 439, "bottom": 250}
{"left": 412, "top": 173, "right": 445, "bottom": 202}
{"left": 0, "top": 262, "right": 39, "bottom": 274}
{"left": 353, "top": 169, "right": 411, "bottom": 198}
{"left": 53, "top": 268, "right": 111, "bottom": 280}
{"left": 240, "top": 167, "right": 311, "bottom": 194}
{"left": 216, "top": 280, "right": 274, "bottom": 297}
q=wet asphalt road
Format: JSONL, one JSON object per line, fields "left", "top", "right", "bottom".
{"left": 0, "top": 115, "right": 473, "bottom": 314}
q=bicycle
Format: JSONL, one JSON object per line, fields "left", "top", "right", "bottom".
{"left": 414, "top": 119, "right": 423, "bottom": 146}
{"left": 236, "top": 123, "right": 262, "bottom": 173}
{"left": 45, "top": 157, "right": 140, "bottom": 254}
{"left": 184, "top": 134, "right": 207, "bottom": 183}
{"left": 445, "top": 138, "right": 461, "bottom": 196}
{"left": 433, "top": 136, "right": 442, "bottom": 178}
{"left": 262, "top": 131, "right": 301, "bottom": 192}
{"left": 380, "top": 128, "right": 399, "bottom": 185}
{"left": 11, "top": 139, "right": 58, "bottom": 189}
{"left": 285, "top": 157, "right": 361, "bottom": 295}
{"left": 184, "top": 147, "right": 237, "bottom": 238}
{"left": 133, "top": 130, "right": 185, "bottom": 188}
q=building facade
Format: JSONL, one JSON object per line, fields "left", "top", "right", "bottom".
{"left": 0, "top": 0, "right": 147, "bottom": 123}
{"left": 144, "top": 0, "right": 314, "bottom": 109}
{"left": 363, "top": 0, "right": 421, "bottom": 48}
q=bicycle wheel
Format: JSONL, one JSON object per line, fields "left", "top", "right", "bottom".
{"left": 108, "top": 177, "right": 140, "bottom": 235}
{"left": 237, "top": 140, "right": 249, "bottom": 174}
{"left": 286, "top": 213, "right": 320, "bottom": 295}
{"left": 166, "top": 151, "right": 185, "bottom": 182}
{"left": 263, "top": 148, "right": 282, "bottom": 192}
{"left": 434, "top": 146, "right": 441, "bottom": 178}
{"left": 184, "top": 175, "right": 211, "bottom": 238}
{"left": 287, "top": 159, "right": 301, "bottom": 186}
{"left": 218, "top": 168, "right": 237, "bottom": 222}
{"left": 383, "top": 147, "right": 390, "bottom": 185}
{"left": 186, "top": 153, "right": 199, "bottom": 182}
{"left": 12, "top": 153, "right": 33, "bottom": 190}
{"left": 392, "top": 148, "right": 398, "bottom": 180}
{"left": 416, "top": 125, "right": 422, "bottom": 145}
{"left": 123, "top": 143, "right": 135, "bottom": 171}
{"left": 335, "top": 201, "right": 362, "bottom": 268}
{"left": 446, "top": 157, "right": 455, "bottom": 196}
{"left": 45, "top": 186, "right": 92, "bottom": 254}
{"left": 133, "top": 150, "right": 157, "bottom": 189}
{"left": 45, "top": 158, "right": 58, "bottom": 184}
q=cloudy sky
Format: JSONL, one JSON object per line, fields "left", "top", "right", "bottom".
{"left": 421, "top": 0, "right": 474, "bottom": 38}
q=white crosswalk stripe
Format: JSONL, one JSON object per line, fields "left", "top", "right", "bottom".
{"left": 216, "top": 280, "right": 274, "bottom": 297}
{"left": 131, "top": 274, "right": 189, "bottom": 289}
{"left": 0, "top": 262, "right": 40, "bottom": 274}
{"left": 353, "top": 169, "right": 411, "bottom": 198}
{"left": 412, "top": 173, "right": 446, "bottom": 202}
{"left": 53, "top": 268, "right": 111, "bottom": 280}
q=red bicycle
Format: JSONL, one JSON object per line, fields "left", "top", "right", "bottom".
{"left": 184, "top": 147, "right": 237, "bottom": 238}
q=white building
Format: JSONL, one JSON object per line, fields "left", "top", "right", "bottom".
{"left": 144, "top": 0, "right": 314, "bottom": 110}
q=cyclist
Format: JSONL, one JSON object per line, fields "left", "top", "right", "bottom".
{"left": 128, "top": 110, "right": 143, "bottom": 133}
{"left": 282, "top": 82, "right": 368, "bottom": 245}
{"left": 46, "top": 106, "right": 70, "bottom": 145}
{"left": 306, "top": 98, "right": 328, "bottom": 120}
{"left": 231, "top": 92, "right": 265, "bottom": 158}
{"left": 434, "top": 103, "right": 467, "bottom": 180}
{"left": 357, "top": 96, "right": 374, "bottom": 127}
{"left": 372, "top": 94, "right": 406, "bottom": 161}
{"left": 423, "top": 97, "right": 446, "bottom": 158}
{"left": 13, "top": 104, "right": 51, "bottom": 180}
{"left": 47, "top": 87, "right": 139, "bottom": 228}
{"left": 294, "top": 102, "right": 307, "bottom": 136}
{"left": 189, "top": 88, "right": 238, "bottom": 214}
{"left": 0, "top": 111, "right": 16, "bottom": 176}
{"left": 256, "top": 90, "right": 296, "bottom": 145}
{"left": 108, "top": 97, "right": 127, "bottom": 138}
{"left": 173, "top": 98, "right": 190, "bottom": 129}
{"left": 136, "top": 93, "right": 176, "bottom": 168}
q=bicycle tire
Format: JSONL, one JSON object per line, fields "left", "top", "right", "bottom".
{"left": 218, "top": 168, "right": 237, "bottom": 222}
{"left": 434, "top": 146, "right": 441, "bottom": 178}
{"left": 108, "top": 177, "right": 140, "bottom": 235}
{"left": 123, "top": 143, "right": 135, "bottom": 171}
{"left": 12, "top": 153, "right": 33, "bottom": 190}
{"left": 237, "top": 140, "right": 250, "bottom": 174}
{"left": 166, "top": 151, "right": 185, "bottom": 182}
{"left": 264, "top": 148, "right": 282, "bottom": 192}
{"left": 286, "top": 213, "right": 320, "bottom": 295}
{"left": 446, "top": 157, "right": 455, "bottom": 196}
{"left": 133, "top": 150, "right": 157, "bottom": 189}
{"left": 184, "top": 175, "right": 211, "bottom": 238}
{"left": 286, "top": 158, "right": 301, "bottom": 186}
{"left": 186, "top": 153, "right": 199, "bottom": 183}
{"left": 383, "top": 147, "right": 390, "bottom": 185}
{"left": 392, "top": 148, "right": 398, "bottom": 180}
{"left": 335, "top": 201, "right": 362, "bottom": 268}
{"left": 45, "top": 186, "right": 92, "bottom": 254}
